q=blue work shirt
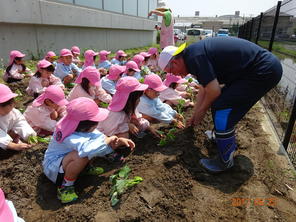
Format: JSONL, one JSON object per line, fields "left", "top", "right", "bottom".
{"left": 183, "top": 37, "right": 278, "bottom": 86}
{"left": 98, "top": 60, "right": 112, "bottom": 69}
{"left": 137, "top": 95, "right": 177, "bottom": 124}
{"left": 54, "top": 62, "right": 81, "bottom": 80}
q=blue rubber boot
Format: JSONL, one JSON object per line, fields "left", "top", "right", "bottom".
{"left": 200, "top": 131, "right": 236, "bottom": 173}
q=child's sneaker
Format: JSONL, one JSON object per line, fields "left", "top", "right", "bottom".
{"left": 82, "top": 166, "right": 104, "bottom": 176}
{"left": 57, "top": 186, "right": 78, "bottom": 204}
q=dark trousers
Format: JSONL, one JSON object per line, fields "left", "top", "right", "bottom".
{"left": 211, "top": 59, "right": 282, "bottom": 132}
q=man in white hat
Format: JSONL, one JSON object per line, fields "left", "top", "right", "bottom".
{"left": 158, "top": 37, "right": 283, "bottom": 173}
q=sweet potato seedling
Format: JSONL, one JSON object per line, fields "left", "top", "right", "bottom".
{"left": 157, "top": 128, "right": 177, "bottom": 147}
{"left": 28, "top": 135, "right": 51, "bottom": 145}
{"left": 109, "top": 165, "right": 143, "bottom": 206}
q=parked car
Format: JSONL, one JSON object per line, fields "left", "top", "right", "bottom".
{"left": 217, "top": 29, "right": 229, "bottom": 37}
{"left": 186, "top": 28, "right": 204, "bottom": 42}
{"left": 202, "top": 29, "right": 214, "bottom": 38}
{"left": 173, "top": 29, "right": 186, "bottom": 41}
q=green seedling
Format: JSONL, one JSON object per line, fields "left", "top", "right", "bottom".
{"left": 18, "top": 108, "right": 25, "bottom": 113}
{"left": 99, "top": 102, "right": 109, "bottom": 108}
{"left": 157, "top": 128, "right": 177, "bottom": 147}
{"left": 109, "top": 165, "right": 143, "bottom": 206}
{"left": 14, "top": 89, "right": 23, "bottom": 101}
{"left": 138, "top": 78, "right": 144, "bottom": 83}
{"left": 28, "top": 135, "right": 51, "bottom": 145}
{"left": 176, "top": 99, "right": 186, "bottom": 116}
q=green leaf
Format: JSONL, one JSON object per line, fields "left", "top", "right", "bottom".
{"left": 118, "top": 165, "right": 131, "bottom": 178}
{"left": 111, "top": 192, "right": 120, "bottom": 206}
{"left": 99, "top": 102, "right": 109, "bottom": 108}
{"left": 37, "top": 136, "right": 50, "bottom": 144}
{"left": 188, "top": 78, "right": 193, "bottom": 83}
{"left": 115, "top": 179, "right": 128, "bottom": 194}
{"left": 139, "top": 78, "right": 144, "bottom": 83}
{"left": 158, "top": 139, "right": 167, "bottom": 146}
{"left": 28, "top": 135, "right": 38, "bottom": 145}
{"left": 110, "top": 174, "right": 118, "bottom": 184}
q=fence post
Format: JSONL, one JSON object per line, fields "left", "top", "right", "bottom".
{"left": 248, "top": 18, "right": 254, "bottom": 41}
{"left": 268, "top": 1, "right": 282, "bottom": 51}
{"left": 283, "top": 97, "right": 296, "bottom": 150}
{"left": 255, "top": 12, "right": 263, "bottom": 44}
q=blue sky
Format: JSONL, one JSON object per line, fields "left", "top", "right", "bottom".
{"left": 165, "top": 0, "right": 280, "bottom": 17}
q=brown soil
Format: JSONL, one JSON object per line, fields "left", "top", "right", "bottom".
{"left": 1, "top": 81, "right": 296, "bottom": 222}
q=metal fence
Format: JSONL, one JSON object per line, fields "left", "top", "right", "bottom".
{"left": 239, "top": 0, "right": 296, "bottom": 167}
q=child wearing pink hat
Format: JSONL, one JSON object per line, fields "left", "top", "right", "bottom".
{"left": 137, "top": 74, "right": 185, "bottom": 128}
{"left": 98, "top": 50, "right": 112, "bottom": 69}
{"left": 3, "top": 50, "right": 33, "bottom": 83}
{"left": 139, "top": 52, "right": 152, "bottom": 76}
{"left": 54, "top": 49, "right": 81, "bottom": 85}
{"left": 98, "top": 77, "right": 160, "bottom": 138}
{"left": 24, "top": 85, "right": 68, "bottom": 136}
{"left": 133, "top": 54, "right": 144, "bottom": 67}
{"left": 43, "top": 97, "right": 135, "bottom": 203}
{"left": 122, "top": 61, "right": 142, "bottom": 80}
{"left": 82, "top": 49, "right": 99, "bottom": 70}
{"left": 26, "top": 59, "right": 64, "bottom": 97}
{"left": 101, "top": 64, "right": 126, "bottom": 95}
{"left": 147, "top": 47, "right": 161, "bottom": 72}
{"left": 71, "top": 46, "right": 83, "bottom": 66}
{"left": 159, "top": 73, "right": 194, "bottom": 107}
{"left": 0, "top": 188, "right": 25, "bottom": 222}
{"left": 44, "top": 51, "right": 58, "bottom": 66}
{"left": 0, "top": 84, "right": 36, "bottom": 151}
{"left": 111, "top": 50, "right": 127, "bottom": 66}
{"left": 68, "top": 66, "right": 111, "bottom": 104}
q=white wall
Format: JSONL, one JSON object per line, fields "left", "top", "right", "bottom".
{"left": 0, "top": 0, "right": 157, "bottom": 61}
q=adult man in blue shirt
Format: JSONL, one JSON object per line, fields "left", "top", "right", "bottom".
{"left": 158, "top": 37, "right": 282, "bottom": 173}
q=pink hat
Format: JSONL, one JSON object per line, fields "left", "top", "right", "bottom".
{"left": 44, "top": 51, "right": 56, "bottom": 59}
{"left": 99, "top": 50, "right": 111, "bottom": 63}
{"left": 75, "top": 66, "right": 101, "bottom": 86}
{"left": 0, "top": 189, "right": 13, "bottom": 222}
{"left": 163, "top": 73, "right": 187, "bottom": 87}
{"left": 132, "top": 54, "right": 144, "bottom": 67}
{"left": 140, "top": 52, "right": 151, "bottom": 58}
{"left": 8, "top": 50, "right": 25, "bottom": 66}
{"left": 60, "top": 49, "right": 73, "bottom": 57}
{"left": 37, "top": 59, "right": 52, "bottom": 71}
{"left": 0, "top": 84, "right": 18, "bottom": 104}
{"left": 84, "top": 50, "right": 99, "bottom": 67}
{"left": 55, "top": 97, "right": 109, "bottom": 142}
{"left": 144, "top": 74, "right": 167, "bottom": 92}
{"left": 107, "top": 65, "right": 126, "bottom": 80}
{"left": 71, "top": 46, "right": 80, "bottom": 55}
{"left": 109, "top": 77, "right": 148, "bottom": 112}
{"left": 115, "top": 50, "right": 127, "bottom": 59}
{"left": 125, "top": 61, "right": 140, "bottom": 72}
{"left": 148, "top": 48, "right": 158, "bottom": 55}
{"left": 33, "top": 85, "right": 68, "bottom": 107}
{"left": 99, "top": 50, "right": 111, "bottom": 56}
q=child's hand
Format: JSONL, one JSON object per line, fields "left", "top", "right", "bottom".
{"left": 50, "top": 110, "right": 58, "bottom": 120}
{"left": 176, "top": 113, "right": 184, "bottom": 122}
{"left": 41, "top": 79, "right": 50, "bottom": 87}
{"left": 107, "top": 135, "right": 119, "bottom": 150}
{"left": 7, "top": 142, "right": 32, "bottom": 151}
{"left": 172, "top": 119, "right": 185, "bottom": 129}
{"left": 148, "top": 127, "right": 163, "bottom": 138}
{"left": 117, "top": 138, "right": 135, "bottom": 150}
{"left": 128, "top": 123, "right": 139, "bottom": 135}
